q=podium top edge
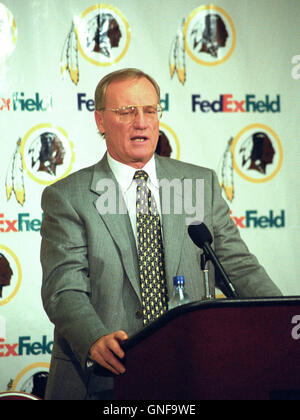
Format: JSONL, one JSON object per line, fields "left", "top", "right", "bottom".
{"left": 123, "top": 296, "right": 300, "bottom": 351}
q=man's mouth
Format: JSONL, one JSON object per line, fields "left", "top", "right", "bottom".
{"left": 131, "top": 136, "right": 148, "bottom": 142}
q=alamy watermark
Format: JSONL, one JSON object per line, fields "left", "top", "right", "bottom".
{"left": 291, "top": 55, "right": 300, "bottom": 80}
{"left": 291, "top": 315, "right": 300, "bottom": 340}
{"left": 95, "top": 178, "right": 204, "bottom": 225}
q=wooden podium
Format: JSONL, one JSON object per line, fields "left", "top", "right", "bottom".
{"left": 114, "top": 297, "right": 300, "bottom": 400}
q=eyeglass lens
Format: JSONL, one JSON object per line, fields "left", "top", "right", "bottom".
{"left": 118, "top": 105, "right": 162, "bottom": 122}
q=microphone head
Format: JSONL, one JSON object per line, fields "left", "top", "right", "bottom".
{"left": 188, "top": 222, "right": 213, "bottom": 249}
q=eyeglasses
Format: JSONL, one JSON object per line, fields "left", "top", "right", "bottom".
{"left": 98, "top": 104, "right": 163, "bottom": 123}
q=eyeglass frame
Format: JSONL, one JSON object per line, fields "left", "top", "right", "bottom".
{"left": 96, "top": 104, "right": 163, "bottom": 122}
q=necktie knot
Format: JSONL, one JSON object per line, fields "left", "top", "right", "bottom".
{"left": 133, "top": 170, "right": 149, "bottom": 182}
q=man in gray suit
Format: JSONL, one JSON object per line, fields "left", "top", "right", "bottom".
{"left": 40, "top": 68, "right": 281, "bottom": 400}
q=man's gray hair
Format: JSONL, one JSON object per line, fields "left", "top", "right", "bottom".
{"left": 94, "top": 68, "right": 161, "bottom": 110}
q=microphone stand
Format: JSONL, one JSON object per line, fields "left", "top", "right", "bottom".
{"left": 200, "top": 247, "right": 238, "bottom": 299}
{"left": 200, "top": 253, "right": 213, "bottom": 300}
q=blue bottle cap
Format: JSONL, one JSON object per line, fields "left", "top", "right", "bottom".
{"left": 173, "top": 275, "right": 185, "bottom": 286}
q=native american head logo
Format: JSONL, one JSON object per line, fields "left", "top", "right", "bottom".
{"left": 156, "top": 124, "right": 181, "bottom": 160}
{"left": 0, "top": 246, "right": 21, "bottom": 306}
{"left": 9, "top": 362, "right": 50, "bottom": 398}
{"left": 28, "top": 132, "right": 66, "bottom": 177}
{"left": 18, "top": 371, "right": 49, "bottom": 400}
{"left": 0, "top": 253, "right": 13, "bottom": 299}
{"left": 169, "top": 5, "right": 235, "bottom": 84}
{"left": 155, "top": 130, "right": 173, "bottom": 158}
{"left": 239, "top": 132, "right": 276, "bottom": 175}
{"left": 218, "top": 124, "right": 283, "bottom": 202}
{"left": 5, "top": 125, "right": 74, "bottom": 206}
{"left": 60, "top": 4, "right": 130, "bottom": 85}
{"left": 190, "top": 13, "right": 229, "bottom": 58}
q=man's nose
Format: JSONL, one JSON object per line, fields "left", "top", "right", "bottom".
{"left": 133, "top": 108, "right": 148, "bottom": 128}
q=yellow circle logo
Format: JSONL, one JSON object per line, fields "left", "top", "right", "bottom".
{"left": 184, "top": 5, "right": 236, "bottom": 66}
{"left": 0, "top": 245, "right": 22, "bottom": 306}
{"left": 11, "top": 362, "right": 50, "bottom": 399}
{"left": 20, "top": 123, "right": 75, "bottom": 186}
{"left": 231, "top": 123, "right": 283, "bottom": 183}
{"left": 75, "top": 4, "right": 131, "bottom": 67}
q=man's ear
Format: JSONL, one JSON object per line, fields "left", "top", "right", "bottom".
{"left": 94, "top": 110, "right": 105, "bottom": 134}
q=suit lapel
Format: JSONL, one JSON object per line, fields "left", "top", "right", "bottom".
{"left": 90, "top": 154, "right": 141, "bottom": 301}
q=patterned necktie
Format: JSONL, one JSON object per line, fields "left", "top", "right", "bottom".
{"left": 134, "top": 170, "right": 168, "bottom": 326}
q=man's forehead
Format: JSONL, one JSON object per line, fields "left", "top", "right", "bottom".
{"left": 105, "top": 77, "right": 158, "bottom": 105}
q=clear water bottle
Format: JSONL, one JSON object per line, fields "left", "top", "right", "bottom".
{"left": 168, "top": 276, "right": 190, "bottom": 310}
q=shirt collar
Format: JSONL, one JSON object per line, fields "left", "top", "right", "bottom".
{"left": 107, "top": 152, "right": 159, "bottom": 192}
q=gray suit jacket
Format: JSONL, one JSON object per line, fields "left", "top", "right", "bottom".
{"left": 40, "top": 153, "right": 281, "bottom": 399}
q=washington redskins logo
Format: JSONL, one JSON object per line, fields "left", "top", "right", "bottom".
{"left": 169, "top": 5, "right": 236, "bottom": 84}
{"left": 218, "top": 124, "right": 283, "bottom": 202}
{"left": 10, "top": 362, "right": 49, "bottom": 400}
{"left": 0, "top": 245, "right": 22, "bottom": 306}
{"left": 60, "top": 4, "right": 131, "bottom": 85}
{"left": 5, "top": 124, "right": 74, "bottom": 206}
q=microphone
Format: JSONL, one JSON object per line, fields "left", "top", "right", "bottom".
{"left": 188, "top": 222, "right": 238, "bottom": 298}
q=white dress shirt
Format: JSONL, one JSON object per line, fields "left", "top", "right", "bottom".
{"left": 106, "top": 153, "right": 162, "bottom": 244}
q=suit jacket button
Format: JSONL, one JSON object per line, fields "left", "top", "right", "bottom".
{"left": 135, "top": 310, "right": 142, "bottom": 319}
